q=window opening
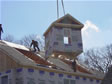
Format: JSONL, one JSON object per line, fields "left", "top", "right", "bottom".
{"left": 64, "top": 37, "right": 71, "bottom": 45}
{"left": 64, "top": 37, "right": 69, "bottom": 44}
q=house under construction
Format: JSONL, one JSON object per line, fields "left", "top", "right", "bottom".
{"left": 0, "top": 14, "right": 104, "bottom": 84}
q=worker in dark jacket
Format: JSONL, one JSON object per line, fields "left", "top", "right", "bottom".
{"left": 0, "top": 24, "right": 3, "bottom": 40}
{"left": 30, "top": 40, "right": 40, "bottom": 52}
{"left": 72, "top": 59, "right": 76, "bottom": 72}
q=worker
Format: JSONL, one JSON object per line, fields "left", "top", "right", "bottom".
{"left": 0, "top": 24, "right": 3, "bottom": 40}
{"left": 30, "top": 40, "right": 40, "bottom": 52}
{"left": 72, "top": 59, "right": 76, "bottom": 72}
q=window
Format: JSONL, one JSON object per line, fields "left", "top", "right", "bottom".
{"left": 64, "top": 37, "right": 71, "bottom": 45}
{"left": 1, "top": 76, "right": 8, "bottom": 84}
{"left": 63, "top": 29, "right": 71, "bottom": 45}
{"left": 64, "top": 37, "right": 69, "bottom": 44}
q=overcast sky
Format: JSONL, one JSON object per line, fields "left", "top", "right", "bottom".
{"left": 0, "top": 0, "right": 112, "bottom": 50}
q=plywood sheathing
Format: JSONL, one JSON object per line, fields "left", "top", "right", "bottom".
{"left": 16, "top": 48, "right": 55, "bottom": 67}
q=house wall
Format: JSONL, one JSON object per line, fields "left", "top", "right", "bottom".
{"left": 0, "top": 68, "right": 101, "bottom": 84}
{"left": 0, "top": 51, "right": 20, "bottom": 72}
{"left": 23, "top": 68, "right": 101, "bottom": 84}
{"left": 52, "top": 27, "right": 83, "bottom": 52}
{"left": 45, "top": 28, "right": 54, "bottom": 58}
{"left": 45, "top": 27, "right": 83, "bottom": 58}
{"left": 0, "top": 69, "right": 16, "bottom": 84}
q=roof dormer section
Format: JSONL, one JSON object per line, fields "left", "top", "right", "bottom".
{"left": 55, "top": 14, "right": 83, "bottom": 25}
{"left": 44, "top": 14, "right": 84, "bottom": 36}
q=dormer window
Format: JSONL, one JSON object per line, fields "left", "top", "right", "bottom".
{"left": 64, "top": 36, "right": 71, "bottom": 45}
{"left": 64, "top": 37, "right": 69, "bottom": 44}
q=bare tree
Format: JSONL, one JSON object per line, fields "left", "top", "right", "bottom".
{"left": 80, "top": 44, "right": 112, "bottom": 73}
{"left": 2, "top": 34, "right": 45, "bottom": 51}
{"left": 18, "top": 34, "right": 45, "bottom": 50}
{"left": 3, "top": 34, "right": 15, "bottom": 42}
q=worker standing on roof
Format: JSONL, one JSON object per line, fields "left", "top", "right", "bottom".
{"left": 30, "top": 40, "right": 40, "bottom": 52}
{"left": 0, "top": 24, "right": 3, "bottom": 40}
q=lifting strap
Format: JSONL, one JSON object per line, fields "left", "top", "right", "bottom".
{"left": 57, "top": 0, "right": 66, "bottom": 19}
{"left": 57, "top": 0, "right": 59, "bottom": 18}
{"left": 61, "top": 0, "right": 65, "bottom": 15}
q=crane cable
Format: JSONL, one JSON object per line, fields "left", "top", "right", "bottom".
{"left": 61, "top": 0, "right": 65, "bottom": 15}
{"left": 57, "top": 0, "right": 66, "bottom": 19}
{"left": 57, "top": 0, "right": 59, "bottom": 19}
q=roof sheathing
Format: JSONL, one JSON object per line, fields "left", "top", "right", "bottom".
{"left": 60, "top": 59, "right": 92, "bottom": 74}
{"left": 16, "top": 48, "right": 54, "bottom": 66}
{"left": 17, "top": 48, "right": 93, "bottom": 74}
